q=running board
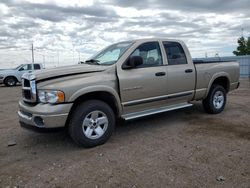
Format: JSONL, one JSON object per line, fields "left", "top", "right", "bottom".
{"left": 122, "top": 103, "right": 193, "bottom": 120}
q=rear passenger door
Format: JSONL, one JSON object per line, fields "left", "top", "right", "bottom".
{"left": 163, "top": 41, "right": 195, "bottom": 102}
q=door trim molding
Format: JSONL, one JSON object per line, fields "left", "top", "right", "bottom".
{"left": 122, "top": 90, "right": 194, "bottom": 107}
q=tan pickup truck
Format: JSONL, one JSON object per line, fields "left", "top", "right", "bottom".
{"left": 18, "top": 38, "right": 240, "bottom": 147}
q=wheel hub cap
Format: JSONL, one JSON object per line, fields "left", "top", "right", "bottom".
{"left": 82, "top": 110, "right": 108, "bottom": 139}
{"left": 213, "top": 91, "right": 224, "bottom": 109}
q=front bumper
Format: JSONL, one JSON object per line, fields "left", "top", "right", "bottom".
{"left": 0, "top": 78, "right": 4, "bottom": 84}
{"left": 18, "top": 100, "right": 73, "bottom": 128}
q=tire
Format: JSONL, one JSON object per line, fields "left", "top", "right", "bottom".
{"left": 68, "top": 100, "right": 115, "bottom": 147}
{"left": 202, "top": 84, "right": 227, "bottom": 114}
{"left": 4, "top": 77, "right": 17, "bottom": 87}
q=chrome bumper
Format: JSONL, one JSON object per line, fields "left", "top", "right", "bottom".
{"left": 18, "top": 100, "right": 73, "bottom": 128}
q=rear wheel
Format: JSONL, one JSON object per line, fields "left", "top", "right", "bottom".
{"left": 4, "top": 77, "right": 17, "bottom": 87}
{"left": 68, "top": 100, "right": 115, "bottom": 147}
{"left": 202, "top": 85, "right": 227, "bottom": 114}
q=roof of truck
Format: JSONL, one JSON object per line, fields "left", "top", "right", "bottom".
{"left": 118, "top": 38, "right": 184, "bottom": 44}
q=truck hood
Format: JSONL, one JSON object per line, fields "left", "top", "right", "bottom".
{"left": 34, "top": 64, "right": 109, "bottom": 82}
{"left": 0, "top": 69, "right": 16, "bottom": 75}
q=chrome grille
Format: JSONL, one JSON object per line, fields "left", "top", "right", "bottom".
{"left": 22, "top": 73, "right": 37, "bottom": 103}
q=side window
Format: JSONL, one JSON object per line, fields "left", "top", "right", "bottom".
{"left": 163, "top": 42, "right": 187, "bottom": 65}
{"left": 27, "top": 64, "right": 32, "bottom": 70}
{"left": 34, "top": 64, "right": 41, "bottom": 70}
{"left": 131, "top": 42, "right": 162, "bottom": 67}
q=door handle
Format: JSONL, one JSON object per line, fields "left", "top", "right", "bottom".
{"left": 185, "top": 69, "right": 193, "bottom": 73}
{"left": 155, "top": 72, "right": 166, "bottom": 76}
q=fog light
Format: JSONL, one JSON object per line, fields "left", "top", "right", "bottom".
{"left": 34, "top": 116, "right": 44, "bottom": 127}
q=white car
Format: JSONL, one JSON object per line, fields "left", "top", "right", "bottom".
{"left": 0, "top": 64, "right": 43, "bottom": 86}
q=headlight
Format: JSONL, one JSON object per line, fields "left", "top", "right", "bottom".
{"left": 38, "top": 90, "right": 65, "bottom": 104}
{"left": 0, "top": 75, "right": 4, "bottom": 79}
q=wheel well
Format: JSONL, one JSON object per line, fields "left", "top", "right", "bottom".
{"left": 4, "top": 76, "right": 18, "bottom": 83}
{"left": 212, "top": 77, "right": 229, "bottom": 92}
{"left": 66, "top": 91, "right": 119, "bottom": 127}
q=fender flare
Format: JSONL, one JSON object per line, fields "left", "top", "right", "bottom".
{"left": 3, "top": 75, "right": 19, "bottom": 83}
{"left": 205, "top": 72, "right": 230, "bottom": 98}
{"left": 69, "top": 85, "right": 122, "bottom": 115}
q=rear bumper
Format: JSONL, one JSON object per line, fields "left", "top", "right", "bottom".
{"left": 18, "top": 100, "right": 73, "bottom": 128}
{"left": 236, "top": 82, "right": 240, "bottom": 89}
{"left": 230, "top": 81, "right": 240, "bottom": 91}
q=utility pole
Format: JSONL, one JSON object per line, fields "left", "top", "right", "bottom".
{"left": 78, "top": 51, "right": 80, "bottom": 62}
{"left": 31, "top": 43, "right": 34, "bottom": 70}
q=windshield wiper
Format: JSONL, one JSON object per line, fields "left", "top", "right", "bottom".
{"left": 84, "top": 59, "right": 100, "bottom": 65}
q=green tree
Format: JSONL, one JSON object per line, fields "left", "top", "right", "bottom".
{"left": 233, "top": 36, "right": 250, "bottom": 56}
{"left": 247, "top": 37, "right": 250, "bottom": 54}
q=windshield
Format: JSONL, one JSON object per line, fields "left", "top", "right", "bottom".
{"left": 86, "top": 41, "right": 134, "bottom": 65}
{"left": 14, "top": 64, "right": 23, "bottom": 70}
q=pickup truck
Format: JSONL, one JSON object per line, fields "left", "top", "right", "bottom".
{"left": 18, "top": 38, "right": 240, "bottom": 147}
{"left": 0, "top": 63, "right": 43, "bottom": 86}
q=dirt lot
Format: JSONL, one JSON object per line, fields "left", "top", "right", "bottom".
{"left": 0, "top": 80, "right": 249, "bottom": 188}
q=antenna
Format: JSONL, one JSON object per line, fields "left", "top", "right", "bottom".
{"left": 31, "top": 43, "right": 34, "bottom": 70}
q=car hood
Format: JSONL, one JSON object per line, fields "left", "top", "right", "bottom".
{"left": 0, "top": 69, "right": 15, "bottom": 75}
{"left": 34, "top": 64, "right": 110, "bottom": 82}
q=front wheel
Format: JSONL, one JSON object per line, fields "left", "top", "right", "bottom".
{"left": 4, "top": 77, "right": 17, "bottom": 87}
{"left": 68, "top": 100, "right": 115, "bottom": 147}
{"left": 202, "top": 85, "right": 227, "bottom": 114}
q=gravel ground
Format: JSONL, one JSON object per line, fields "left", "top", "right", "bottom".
{"left": 0, "top": 79, "right": 249, "bottom": 188}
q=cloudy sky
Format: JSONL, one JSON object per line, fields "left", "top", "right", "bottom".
{"left": 0, "top": 0, "right": 249, "bottom": 68}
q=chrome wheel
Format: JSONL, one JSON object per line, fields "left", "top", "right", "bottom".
{"left": 82, "top": 110, "right": 108, "bottom": 139}
{"left": 213, "top": 91, "right": 224, "bottom": 109}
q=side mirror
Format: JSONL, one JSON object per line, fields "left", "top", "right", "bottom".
{"left": 122, "top": 56, "right": 143, "bottom": 69}
{"left": 19, "top": 67, "right": 24, "bottom": 71}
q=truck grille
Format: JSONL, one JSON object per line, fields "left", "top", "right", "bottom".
{"left": 22, "top": 89, "right": 32, "bottom": 99}
{"left": 22, "top": 74, "right": 37, "bottom": 103}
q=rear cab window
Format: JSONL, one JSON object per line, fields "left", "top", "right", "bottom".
{"left": 34, "top": 64, "right": 41, "bottom": 70}
{"left": 163, "top": 42, "right": 188, "bottom": 65}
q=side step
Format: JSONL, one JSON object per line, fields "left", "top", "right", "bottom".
{"left": 122, "top": 102, "right": 193, "bottom": 120}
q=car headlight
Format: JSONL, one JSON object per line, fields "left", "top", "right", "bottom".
{"left": 0, "top": 74, "right": 4, "bottom": 79}
{"left": 38, "top": 90, "right": 65, "bottom": 104}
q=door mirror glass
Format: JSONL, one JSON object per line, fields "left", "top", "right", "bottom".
{"left": 123, "top": 56, "right": 143, "bottom": 69}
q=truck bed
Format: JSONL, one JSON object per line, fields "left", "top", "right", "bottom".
{"left": 193, "top": 61, "right": 240, "bottom": 100}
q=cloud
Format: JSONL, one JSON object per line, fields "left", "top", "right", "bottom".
{"left": 0, "top": 0, "right": 249, "bottom": 68}
{"left": 107, "top": 0, "right": 250, "bottom": 14}
{"left": 2, "top": 0, "right": 118, "bottom": 21}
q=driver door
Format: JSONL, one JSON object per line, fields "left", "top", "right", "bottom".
{"left": 17, "top": 64, "right": 32, "bottom": 80}
{"left": 117, "top": 41, "right": 168, "bottom": 114}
